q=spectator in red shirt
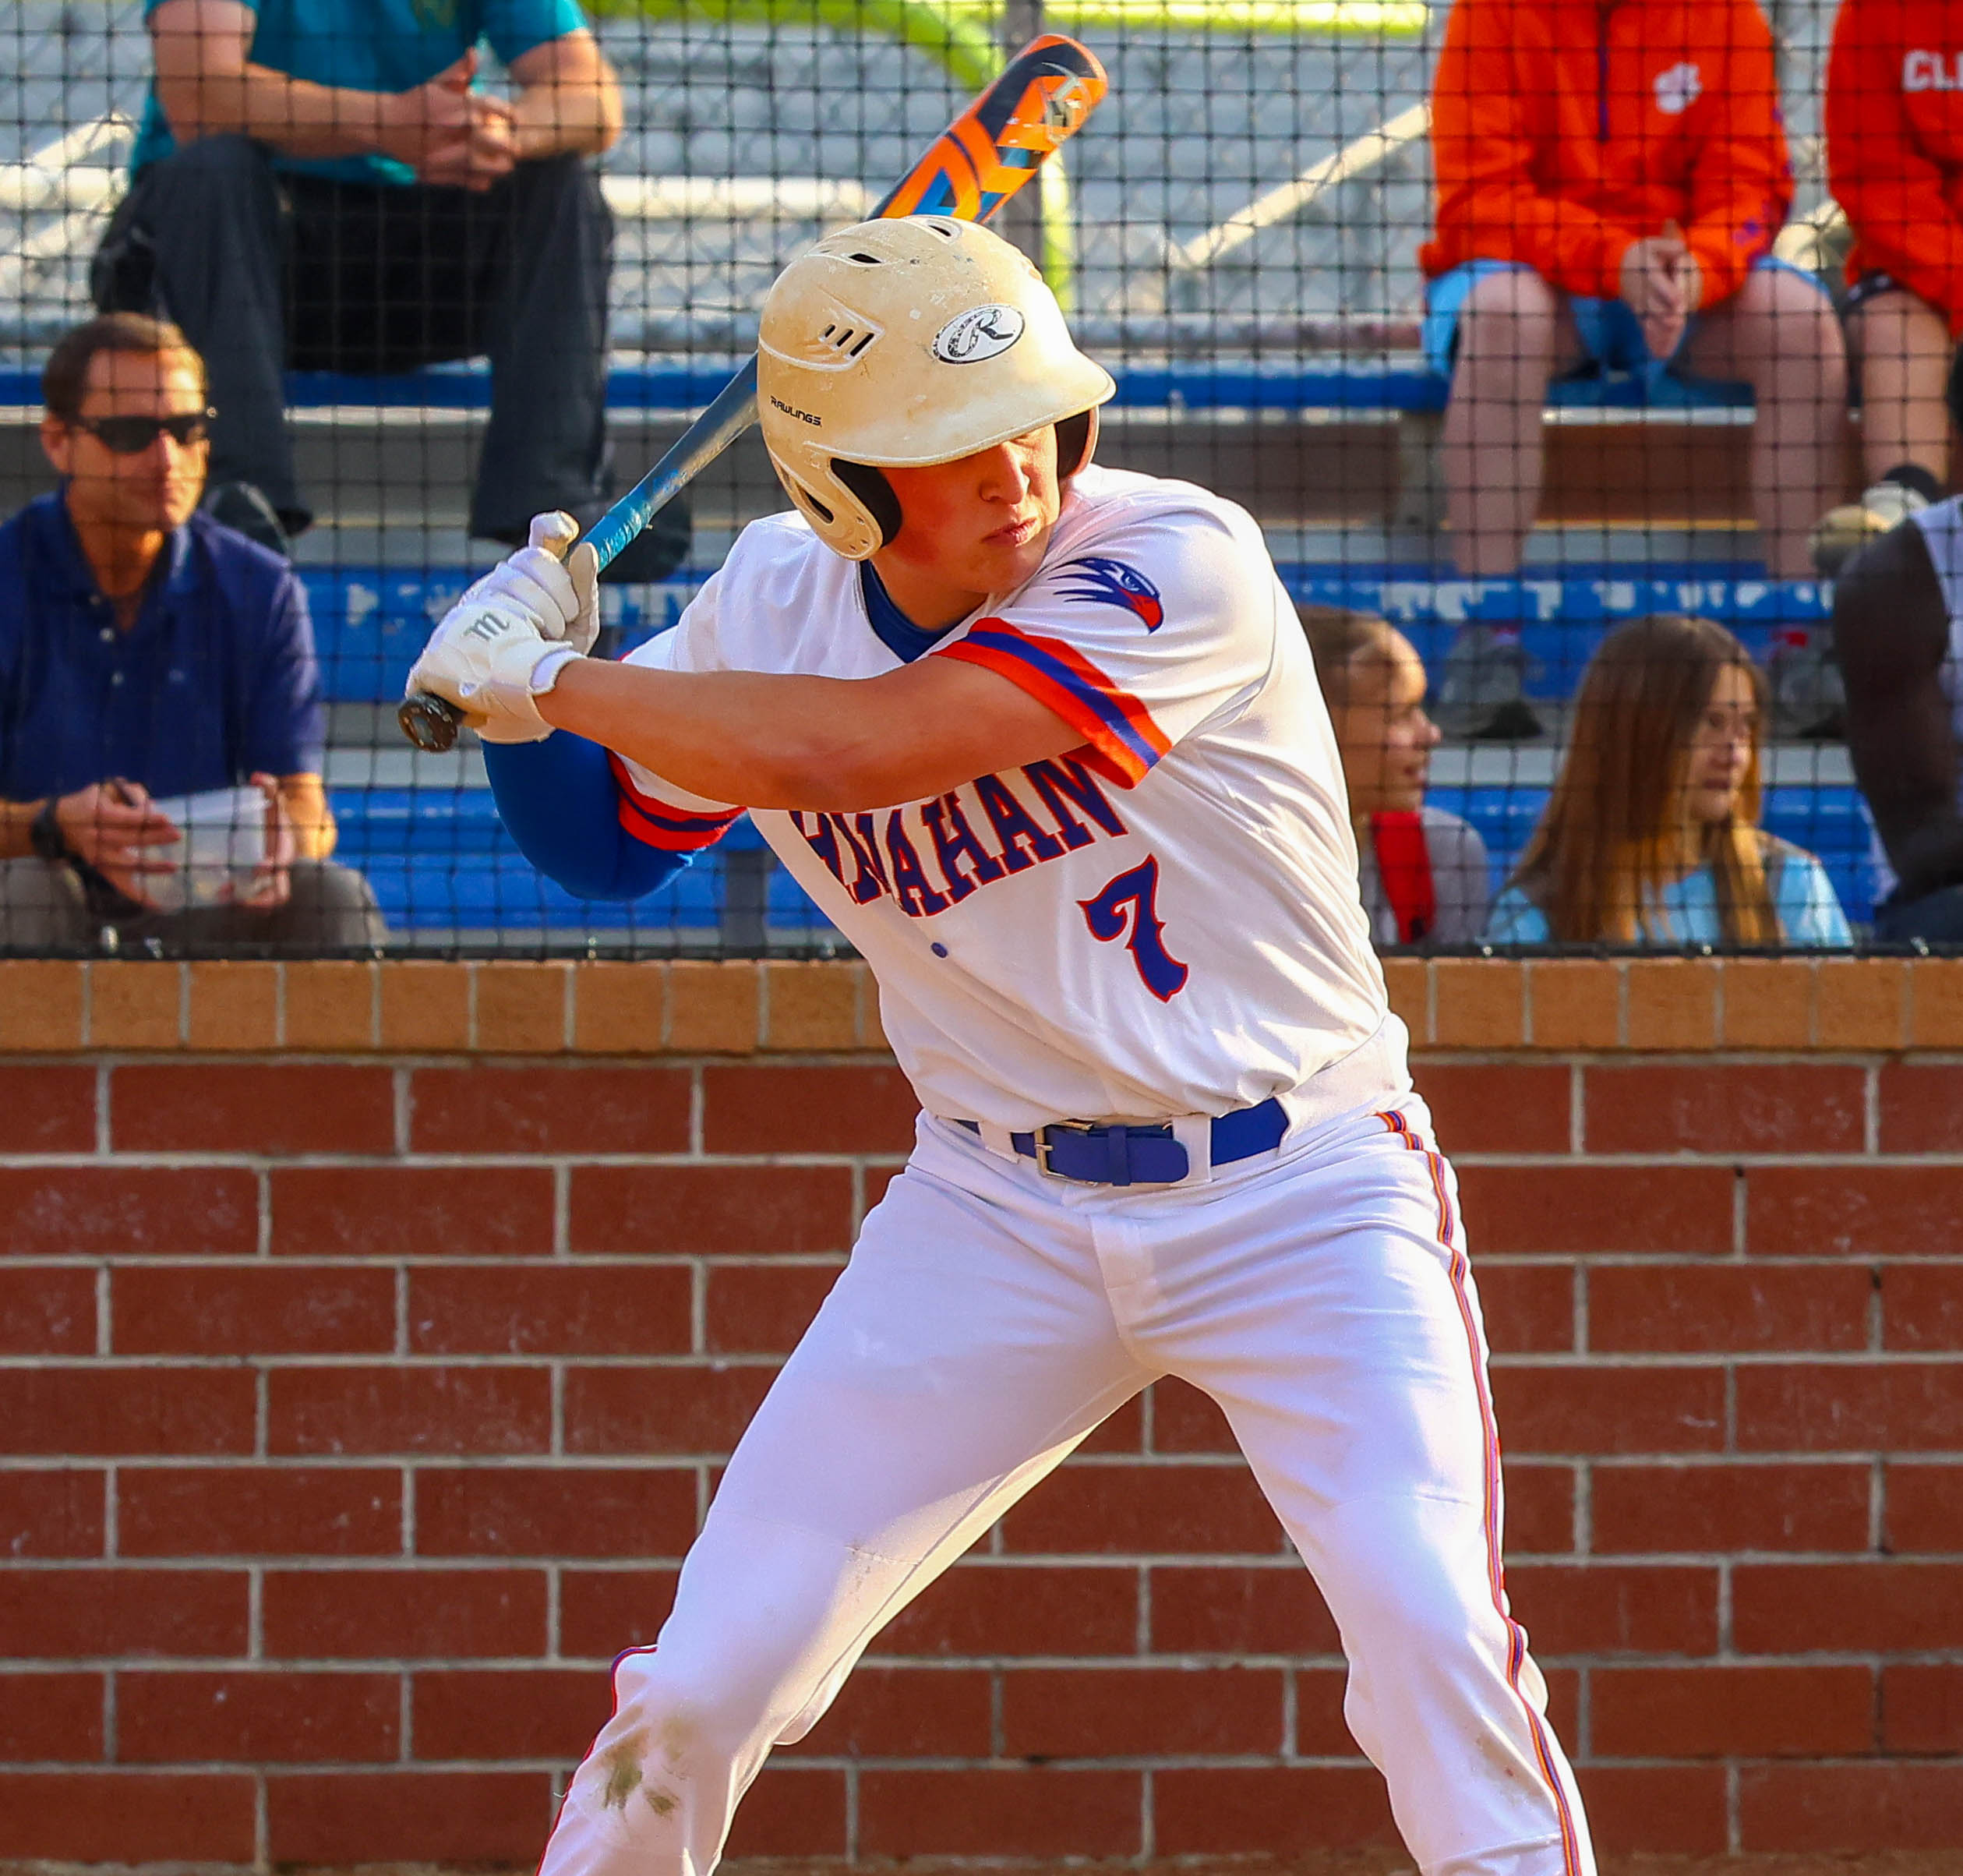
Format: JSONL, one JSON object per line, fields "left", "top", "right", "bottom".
{"left": 1821, "top": 0, "right": 1963, "bottom": 562}
{"left": 1422, "top": 0, "right": 1848, "bottom": 734}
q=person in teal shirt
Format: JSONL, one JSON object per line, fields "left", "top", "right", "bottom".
{"left": 88, "top": 0, "right": 688, "bottom": 580}
{"left": 1485, "top": 614, "right": 1854, "bottom": 949}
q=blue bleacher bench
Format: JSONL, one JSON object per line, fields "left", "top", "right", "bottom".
{"left": 1427, "top": 782, "right": 1876, "bottom": 925}
{"left": 0, "top": 354, "right": 1754, "bottom": 419}
{"left": 330, "top": 789, "right": 830, "bottom": 935}
{"left": 334, "top": 777, "right": 1873, "bottom": 937}
{"left": 304, "top": 560, "right": 1828, "bottom": 709}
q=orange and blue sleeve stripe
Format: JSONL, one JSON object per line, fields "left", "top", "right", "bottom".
{"left": 937, "top": 619, "right": 1171, "bottom": 788}
{"left": 608, "top": 752, "right": 745, "bottom": 852}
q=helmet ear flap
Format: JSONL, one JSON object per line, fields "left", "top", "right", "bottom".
{"left": 831, "top": 459, "right": 902, "bottom": 548}
{"left": 1055, "top": 407, "right": 1098, "bottom": 479}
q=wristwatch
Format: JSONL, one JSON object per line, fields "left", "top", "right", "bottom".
{"left": 29, "top": 800, "right": 69, "bottom": 863}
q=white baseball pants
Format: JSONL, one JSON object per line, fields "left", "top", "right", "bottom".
{"left": 538, "top": 1093, "right": 1594, "bottom": 1876}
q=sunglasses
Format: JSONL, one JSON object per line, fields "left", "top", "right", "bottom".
{"left": 72, "top": 409, "right": 216, "bottom": 454}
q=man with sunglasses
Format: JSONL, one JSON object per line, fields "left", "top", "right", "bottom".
{"left": 0, "top": 312, "right": 384, "bottom": 952}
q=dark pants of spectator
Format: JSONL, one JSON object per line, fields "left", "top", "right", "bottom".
{"left": 93, "top": 136, "right": 614, "bottom": 542}
{"left": 0, "top": 857, "right": 387, "bottom": 955}
{"left": 1873, "top": 883, "right": 1963, "bottom": 945}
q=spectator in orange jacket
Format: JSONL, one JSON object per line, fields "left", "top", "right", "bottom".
{"left": 1422, "top": 0, "right": 1848, "bottom": 735}
{"left": 1823, "top": 0, "right": 1963, "bottom": 558}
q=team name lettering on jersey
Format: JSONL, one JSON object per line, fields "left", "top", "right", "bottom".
{"left": 1057, "top": 556, "right": 1165, "bottom": 631}
{"left": 788, "top": 755, "right": 1128, "bottom": 919}
{"left": 1905, "top": 48, "right": 1963, "bottom": 91}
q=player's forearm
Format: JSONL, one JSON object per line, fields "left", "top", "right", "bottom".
{"left": 539, "top": 655, "right": 1086, "bottom": 813}
{"left": 155, "top": 65, "right": 396, "bottom": 159}
{"left": 541, "top": 660, "right": 938, "bottom": 810}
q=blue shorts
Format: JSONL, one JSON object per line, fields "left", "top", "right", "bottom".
{"left": 1421, "top": 255, "right": 1831, "bottom": 385}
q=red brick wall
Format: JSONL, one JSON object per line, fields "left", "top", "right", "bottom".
{"left": 2, "top": 956, "right": 1962, "bottom": 1867}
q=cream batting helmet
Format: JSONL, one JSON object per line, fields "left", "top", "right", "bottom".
{"left": 754, "top": 216, "right": 1116, "bottom": 558}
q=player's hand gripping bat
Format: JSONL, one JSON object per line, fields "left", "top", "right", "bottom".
{"left": 397, "top": 33, "right": 1109, "bottom": 753}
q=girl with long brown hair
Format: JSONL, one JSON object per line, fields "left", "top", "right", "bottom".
{"left": 1486, "top": 615, "right": 1851, "bottom": 946}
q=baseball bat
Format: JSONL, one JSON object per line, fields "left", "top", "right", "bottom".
{"left": 397, "top": 32, "right": 1110, "bottom": 753}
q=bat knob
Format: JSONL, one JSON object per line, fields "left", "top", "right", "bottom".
{"left": 398, "top": 691, "right": 464, "bottom": 753}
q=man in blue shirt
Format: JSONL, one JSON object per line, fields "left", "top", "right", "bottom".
{"left": 89, "top": 0, "right": 687, "bottom": 579}
{"left": 0, "top": 313, "right": 383, "bottom": 952}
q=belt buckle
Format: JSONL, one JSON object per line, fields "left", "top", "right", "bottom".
{"left": 1034, "top": 1120, "right": 1093, "bottom": 1178}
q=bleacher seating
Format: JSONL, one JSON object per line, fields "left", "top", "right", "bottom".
{"left": 327, "top": 773, "right": 1873, "bottom": 945}
{"left": 295, "top": 553, "right": 1831, "bottom": 715}
{"left": 0, "top": 353, "right": 1847, "bottom": 942}
{"left": 328, "top": 792, "right": 834, "bottom": 941}
{"left": 1428, "top": 783, "right": 1876, "bottom": 927}
{"left": 3, "top": 2, "right": 1869, "bottom": 950}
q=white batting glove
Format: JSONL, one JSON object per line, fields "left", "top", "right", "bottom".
{"left": 470, "top": 510, "right": 601, "bottom": 656}
{"left": 407, "top": 518, "right": 590, "bottom": 744}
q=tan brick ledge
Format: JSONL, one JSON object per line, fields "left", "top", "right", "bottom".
{"left": 2, "top": 955, "right": 1960, "bottom": 1056}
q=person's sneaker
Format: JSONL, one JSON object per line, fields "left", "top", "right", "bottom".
{"left": 1433, "top": 626, "right": 1545, "bottom": 740}
{"left": 199, "top": 480, "right": 290, "bottom": 560}
{"left": 1767, "top": 625, "right": 1846, "bottom": 740}
{"left": 1809, "top": 480, "right": 1930, "bottom": 578}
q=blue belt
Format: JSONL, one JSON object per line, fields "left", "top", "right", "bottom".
{"left": 955, "top": 1096, "right": 1288, "bottom": 1186}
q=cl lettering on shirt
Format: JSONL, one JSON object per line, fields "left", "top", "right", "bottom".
{"left": 1905, "top": 48, "right": 1963, "bottom": 91}
{"left": 791, "top": 757, "right": 1128, "bottom": 918}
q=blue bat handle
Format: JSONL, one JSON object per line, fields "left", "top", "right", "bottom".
{"left": 396, "top": 366, "right": 761, "bottom": 752}
{"left": 584, "top": 362, "right": 760, "bottom": 573}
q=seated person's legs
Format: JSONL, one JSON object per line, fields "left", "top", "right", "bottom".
{"left": 0, "top": 858, "right": 95, "bottom": 952}
{"left": 1849, "top": 284, "right": 1951, "bottom": 492}
{"left": 1814, "top": 283, "right": 1956, "bottom": 574}
{"left": 471, "top": 156, "right": 609, "bottom": 539}
{"left": 1430, "top": 265, "right": 1587, "bottom": 740}
{"left": 1680, "top": 262, "right": 1850, "bottom": 580}
{"left": 154, "top": 860, "right": 387, "bottom": 955}
{"left": 475, "top": 156, "right": 690, "bottom": 582}
{"left": 281, "top": 160, "right": 686, "bottom": 583}
{"left": 92, "top": 135, "right": 305, "bottom": 539}
{"left": 1435, "top": 263, "right": 1572, "bottom": 578}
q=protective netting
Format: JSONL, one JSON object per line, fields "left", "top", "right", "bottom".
{"left": 0, "top": 1, "right": 1920, "bottom": 955}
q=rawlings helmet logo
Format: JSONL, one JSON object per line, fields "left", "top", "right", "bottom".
{"left": 1057, "top": 556, "right": 1164, "bottom": 631}
{"left": 932, "top": 305, "right": 1026, "bottom": 363}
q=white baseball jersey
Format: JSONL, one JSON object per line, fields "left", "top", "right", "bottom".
{"left": 613, "top": 465, "right": 1394, "bottom": 1127}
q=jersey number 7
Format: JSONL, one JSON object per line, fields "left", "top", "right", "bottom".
{"left": 1080, "top": 856, "right": 1189, "bottom": 1002}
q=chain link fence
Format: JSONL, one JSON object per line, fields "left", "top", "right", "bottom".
{"left": 0, "top": 1, "right": 1895, "bottom": 953}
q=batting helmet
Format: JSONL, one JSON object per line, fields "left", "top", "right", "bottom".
{"left": 755, "top": 216, "right": 1116, "bottom": 559}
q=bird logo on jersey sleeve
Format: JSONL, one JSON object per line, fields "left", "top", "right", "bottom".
{"left": 1057, "top": 556, "right": 1164, "bottom": 631}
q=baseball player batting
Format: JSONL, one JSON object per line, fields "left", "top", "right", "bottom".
{"left": 407, "top": 217, "right": 1595, "bottom": 1876}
